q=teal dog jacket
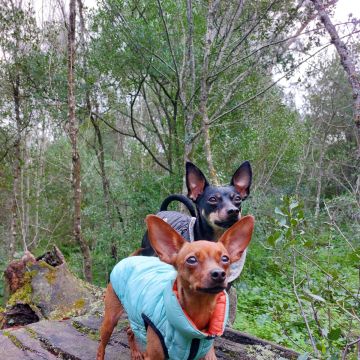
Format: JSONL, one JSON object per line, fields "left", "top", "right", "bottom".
{"left": 110, "top": 256, "right": 229, "bottom": 360}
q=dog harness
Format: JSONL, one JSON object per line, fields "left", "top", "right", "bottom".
{"left": 110, "top": 256, "right": 229, "bottom": 360}
{"left": 157, "top": 211, "right": 247, "bottom": 282}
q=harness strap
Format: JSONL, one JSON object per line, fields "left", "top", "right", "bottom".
{"left": 188, "top": 217, "right": 196, "bottom": 242}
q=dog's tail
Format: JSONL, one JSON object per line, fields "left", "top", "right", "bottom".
{"left": 159, "top": 194, "right": 196, "bottom": 217}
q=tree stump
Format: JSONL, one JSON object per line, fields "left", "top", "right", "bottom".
{"left": 1, "top": 247, "right": 103, "bottom": 329}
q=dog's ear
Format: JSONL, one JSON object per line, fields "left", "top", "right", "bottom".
{"left": 186, "top": 162, "right": 209, "bottom": 201}
{"left": 219, "top": 215, "right": 254, "bottom": 263}
{"left": 230, "top": 161, "right": 252, "bottom": 200}
{"left": 146, "top": 215, "right": 185, "bottom": 265}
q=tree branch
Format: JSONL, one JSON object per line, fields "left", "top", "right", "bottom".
{"left": 209, "top": 30, "right": 360, "bottom": 125}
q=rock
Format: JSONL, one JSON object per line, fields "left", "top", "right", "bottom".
{"left": 28, "top": 319, "right": 129, "bottom": 359}
{"left": 0, "top": 315, "right": 299, "bottom": 359}
{"left": 0, "top": 315, "right": 130, "bottom": 360}
{"left": 0, "top": 334, "right": 35, "bottom": 360}
{"left": 1, "top": 247, "right": 103, "bottom": 328}
{"left": 2, "top": 327, "right": 58, "bottom": 360}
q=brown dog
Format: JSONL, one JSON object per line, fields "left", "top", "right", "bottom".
{"left": 97, "top": 215, "right": 254, "bottom": 360}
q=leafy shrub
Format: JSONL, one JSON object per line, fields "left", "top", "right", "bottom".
{"left": 234, "top": 195, "right": 359, "bottom": 359}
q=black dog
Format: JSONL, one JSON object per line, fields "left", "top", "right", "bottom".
{"left": 140, "top": 161, "right": 252, "bottom": 256}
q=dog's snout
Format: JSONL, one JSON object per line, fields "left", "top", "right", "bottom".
{"left": 227, "top": 208, "right": 239, "bottom": 215}
{"left": 211, "top": 269, "right": 226, "bottom": 283}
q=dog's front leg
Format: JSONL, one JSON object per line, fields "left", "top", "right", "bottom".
{"left": 97, "top": 284, "right": 124, "bottom": 360}
{"left": 127, "top": 326, "right": 144, "bottom": 360}
{"left": 143, "top": 326, "right": 165, "bottom": 360}
{"left": 202, "top": 346, "right": 217, "bottom": 360}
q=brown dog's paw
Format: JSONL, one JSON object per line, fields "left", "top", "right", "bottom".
{"left": 132, "top": 352, "right": 144, "bottom": 360}
{"left": 127, "top": 326, "right": 144, "bottom": 360}
{"left": 202, "top": 346, "right": 217, "bottom": 360}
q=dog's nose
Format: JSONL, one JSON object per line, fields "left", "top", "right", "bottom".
{"left": 227, "top": 208, "right": 239, "bottom": 215}
{"left": 211, "top": 269, "right": 226, "bottom": 283}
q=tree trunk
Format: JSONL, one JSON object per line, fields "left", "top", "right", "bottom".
{"left": 9, "top": 74, "right": 22, "bottom": 259}
{"left": 32, "top": 119, "right": 46, "bottom": 248}
{"left": 315, "top": 147, "right": 325, "bottom": 218}
{"left": 181, "top": 0, "right": 196, "bottom": 195}
{"left": 21, "top": 132, "right": 30, "bottom": 250}
{"left": 199, "top": 0, "right": 219, "bottom": 184}
{"left": 67, "top": 0, "right": 92, "bottom": 282}
{"left": 90, "top": 115, "right": 113, "bottom": 225}
{"left": 311, "top": 0, "right": 360, "bottom": 204}
{"left": 296, "top": 124, "right": 317, "bottom": 194}
{"left": 311, "top": 0, "right": 360, "bottom": 148}
{"left": 77, "top": 0, "right": 121, "bottom": 250}
{"left": 202, "top": 119, "right": 218, "bottom": 184}
{"left": 115, "top": 116, "right": 125, "bottom": 155}
{"left": 182, "top": 115, "right": 195, "bottom": 196}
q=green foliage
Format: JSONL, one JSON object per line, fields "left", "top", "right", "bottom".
{"left": 234, "top": 195, "right": 359, "bottom": 359}
{"left": 0, "top": 1, "right": 359, "bottom": 358}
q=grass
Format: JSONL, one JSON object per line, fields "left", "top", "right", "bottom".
{"left": 233, "top": 229, "right": 359, "bottom": 359}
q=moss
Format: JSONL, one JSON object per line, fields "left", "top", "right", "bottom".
{"left": 25, "top": 261, "right": 35, "bottom": 268}
{"left": 38, "top": 260, "right": 55, "bottom": 271}
{"left": 25, "top": 327, "right": 37, "bottom": 339}
{"left": 44, "top": 270, "right": 57, "bottom": 285}
{"left": 47, "top": 298, "right": 86, "bottom": 320}
{"left": 88, "top": 332, "right": 100, "bottom": 341}
{"left": 7, "top": 270, "right": 38, "bottom": 307}
{"left": 72, "top": 320, "right": 100, "bottom": 341}
{"left": 7, "top": 333, "right": 25, "bottom": 349}
{"left": 38, "top": 260, "right": 58, "bottom": 285}
{"left": 3, "top": 331, "right": 27, "bottom": 350}
{"left": 73, "top": 298, "right": 85, "bottom": 310}
{"left": 246, "top": 344, "right": 284, "bottom": 360}
{"left": 25, "top": 270, "right": 38, "bottom": 281}
{"left": 48, "top": 304, "right": 86, "bottom": 320}
{"left": 117, "top": 318, "right": 129, "bottom": 330}
{"left": 8, "top": 282, "right": 33, "bottom": 306}
{"left": 47, "top": 308, "right": 68, "bottom": 321}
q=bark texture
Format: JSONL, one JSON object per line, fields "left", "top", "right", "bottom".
{"left": 181, "top": 0, "right": 197, "bottom": 194}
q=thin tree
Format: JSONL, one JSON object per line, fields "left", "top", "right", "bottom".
{"left": 66, "top": 0, "right": 92, "bottom": 282}
{"left": 311, "top": 0, "right": 360, "bottom": 201}
{"left": 311, "top": 0, "right": 360, "bottom": 142}
{"left": 9, "top": 72, "right": 21, "bottom": 259}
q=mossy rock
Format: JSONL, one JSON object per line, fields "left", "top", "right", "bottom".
{"left": 29, "top": 257, "right": 103, "bottom": 319}
{"left": 2, "top": 247, "right": 104, "bottom": 329}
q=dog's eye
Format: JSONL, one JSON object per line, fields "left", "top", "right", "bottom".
{"left": 186, "top": 256, "right": 198, "bottom": 265}
{"left": 234, "top": 195, "right": 242, "bottom": 203}
{"left": 208, "top": 196, "right": 218, "bottom": 203}
{"left": 221, "top": 255, "right": 230, "bottom": 263}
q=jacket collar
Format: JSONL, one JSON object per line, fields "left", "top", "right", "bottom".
{"left": 163, "top": 279, "right": 229, "bottom": 339}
